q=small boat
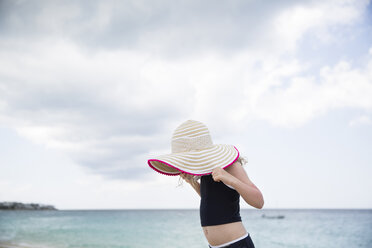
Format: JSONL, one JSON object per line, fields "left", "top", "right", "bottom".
{"left": 261, "top": 214, "right": 285, "bottom": 219}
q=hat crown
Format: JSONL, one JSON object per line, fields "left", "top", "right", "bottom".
{"left": 171, "top": 120, "right": 214, "bottom": 153}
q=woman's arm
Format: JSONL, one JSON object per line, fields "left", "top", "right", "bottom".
{"left": 180, "top": 173, "right": 201, "bottom": 197}
{"left": 212, "top": 162, "right": 264, "bottom": 209}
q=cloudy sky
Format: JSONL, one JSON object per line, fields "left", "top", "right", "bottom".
{"left": 0, "top": 0, "right": 371, "bottom": 210}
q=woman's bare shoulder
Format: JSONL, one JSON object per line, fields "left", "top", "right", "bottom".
{"left": 225, "top": 161, "right": 256, "bottom": 188}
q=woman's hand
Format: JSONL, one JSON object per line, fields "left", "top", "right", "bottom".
{"left": 211, "top": 167, "right": 236, "bottom": 186}
{"left": 180, "top": 172, "right": 201, "bottom": 197}
{"left": 180, "top": 172, "right": 197, "bottom": 185}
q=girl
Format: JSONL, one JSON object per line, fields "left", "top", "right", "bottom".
{"left": 148, "top": 120, "right": 264, "bottom": 248}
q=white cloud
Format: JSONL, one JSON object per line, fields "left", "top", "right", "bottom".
{"left": 272, "top": 0, "right": 369, "bottom": 52}
{"left": 248, "top": 57, "right": 372, "bottom": 127}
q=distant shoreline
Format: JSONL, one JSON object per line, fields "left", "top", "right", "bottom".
{"left": 0, "top": 202, "right": 57, "bottom": 210}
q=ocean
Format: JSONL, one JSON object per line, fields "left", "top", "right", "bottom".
{"left": 0, "top": 209, "right": 371, "bottom": 248}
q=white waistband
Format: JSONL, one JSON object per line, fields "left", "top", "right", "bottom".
{"left": 209, "top": 233, "right": 248, "bottom": 248}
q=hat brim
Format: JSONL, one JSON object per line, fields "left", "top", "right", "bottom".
{"left": 148, "top": 145, "right": 239, "bottom": 176}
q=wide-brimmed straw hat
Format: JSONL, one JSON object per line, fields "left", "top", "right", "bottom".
{"left": 147, "top": 120, "right": 239, "bottom": 176}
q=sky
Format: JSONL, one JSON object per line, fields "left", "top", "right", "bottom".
{"left": 0, "top": 0, "right": 371, "bottom": 210}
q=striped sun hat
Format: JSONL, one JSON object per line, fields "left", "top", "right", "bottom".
{"left": 147, "top": 120, "right": 239, "bottom": 176}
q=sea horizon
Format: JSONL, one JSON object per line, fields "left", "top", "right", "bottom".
{"left": 53, "top": 207, "right": 372, "bottom": 211}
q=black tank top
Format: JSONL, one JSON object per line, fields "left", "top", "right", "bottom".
{"left": 200, "top": 174, "right": 242, "bottom": 227}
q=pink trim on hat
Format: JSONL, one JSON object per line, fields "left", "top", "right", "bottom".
{"left": 147, "top": 146, "right": 240, "bottom": 176}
